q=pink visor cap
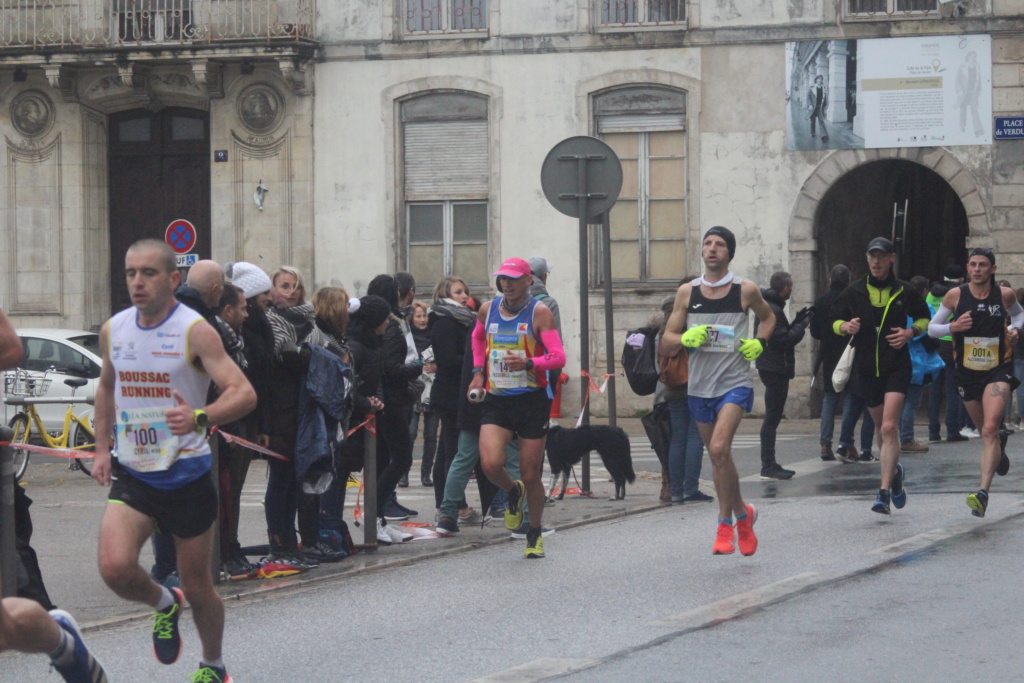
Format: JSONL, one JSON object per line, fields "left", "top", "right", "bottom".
{"left": 493, "top": 257, "right": 531, "bottom": 279}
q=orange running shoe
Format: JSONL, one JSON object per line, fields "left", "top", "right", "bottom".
{"left": 712, "top": 522, "right": 735, "bottom": 555}
{"left": 736, "top": 504, "right": 758, "bottom": 556}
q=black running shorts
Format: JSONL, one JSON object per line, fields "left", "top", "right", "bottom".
{"left": 852, "top": 361, "right": 912, "bottom": 409}
{"left": 958, "top": 363, "right": 1020, "bottom": 403}
{"left": 109, "top": 464, "right": 217, "bottom": 539}
{"left": 480, "top": 389, "right": 552, "bottom": 440}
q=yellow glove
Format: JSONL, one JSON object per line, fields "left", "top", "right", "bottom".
{"left": 738, "top": 338, "right": 764, "bottom": 361}
{"left": 680, "top": 325, "right": 709, "bottom": 348}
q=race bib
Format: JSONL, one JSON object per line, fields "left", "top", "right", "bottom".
{"left": 963, "top": 336, "right": 999, "bottom": 372}
{"left": 488, "top": 349, "right": 527, "bottom": 389}
{"left": 115, "top": 406, "right": 180, "bottom": 472}
{"left": 705, "top": 325, "right": 736, "bottom": 353}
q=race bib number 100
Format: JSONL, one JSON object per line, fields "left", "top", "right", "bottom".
{"left": 115, "top": 406, "right": 180, "bottom": 472}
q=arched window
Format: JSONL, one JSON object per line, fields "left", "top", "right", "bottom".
{"left": 402, "top": 91, "right": 489, "bottom": 287}
{"left": 594, "top": 86, "right": 686, "bottom": 283}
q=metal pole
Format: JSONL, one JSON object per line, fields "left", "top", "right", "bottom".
{"left": 577, "top": 157, "right": 591, "bottom": 494}
{"left": 209, "top": 437, "right": 221, "bottom": 584}
{"left": 601, "top": 211, "right": 617, "bottom": 428}
{"left": 0, "top": 426, "right": 16, "bottom": 598}
{"left": 362, "top": 422, "right": 378, "bottom": 548}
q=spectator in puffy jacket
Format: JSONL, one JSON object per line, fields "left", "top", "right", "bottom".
{"left": 754, "top": 271, "right": 811, "bottom": 480}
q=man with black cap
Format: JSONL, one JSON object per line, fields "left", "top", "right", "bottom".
{"left": 928, "top": 247, "right": 1024, "bottom": 518}
{"left": 832, "top": 237, "right": 931, "bottom": 515}
{"left": 661, "top": 226, "right": 775, "bottom": 556}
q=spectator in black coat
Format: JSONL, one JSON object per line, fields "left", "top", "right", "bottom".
{"left": 428, "top": 276, "right": 484, "bottom": 521}
{"left": 811, "top": 264, "right": 851, "bottom": 461}
{"left": 754, "top": 271, "right": 811, "bottom": 480}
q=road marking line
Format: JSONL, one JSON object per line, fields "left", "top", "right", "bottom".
{"left": 652, "top": 572, "right": 830, "bottom": 628}
{"left": 469, "top": 658, "right": 599, "bottom": 683}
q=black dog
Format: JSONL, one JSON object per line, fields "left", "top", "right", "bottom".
{"left": 545, "top": 425, "right": 636, "bottom": 501}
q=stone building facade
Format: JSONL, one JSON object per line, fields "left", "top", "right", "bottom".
{"left": 1, "top": 0, "right": 1022, "bottom": 418}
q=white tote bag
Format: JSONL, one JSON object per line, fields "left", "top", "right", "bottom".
{"left": 831, "top": 338, "right": 856, "bottom": 392}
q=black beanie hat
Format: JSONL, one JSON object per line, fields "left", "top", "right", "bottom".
{"left": 703, "top": 226, "right": 736, "bottom": 260}
{"left": 353, "top": 295, "right": 391, "bottom": 328}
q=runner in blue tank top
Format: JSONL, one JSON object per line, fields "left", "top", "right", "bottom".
{"left": 469, "top": 257, "right": 566, "bottom": 559}
{"left": 660, "top": 227, "right": 775, "bottom": 557}
{"left": 91, "top": 239, "right": 256, "bottom": 683}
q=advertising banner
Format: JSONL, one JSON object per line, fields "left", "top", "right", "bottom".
{"left": 786, "top": 35, "right": 992, "bottom": 151}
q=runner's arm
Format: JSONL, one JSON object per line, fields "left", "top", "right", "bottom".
{"left": 527, "top": 304, "right": 565, "bottom": 372}
{"left": 91, "top": 322, "right": 116, "bottom": 486}
{"left": 171, "top": 321, "right": 256, "bottom": 432}
{"left": 468, "top": 302, "right": 490, "bottom": 393}
{"left": 658, "top": 283, "right": 691, "bottom": 358}
{"left": 743, "top": 281, "right": 775, "bottom": 343}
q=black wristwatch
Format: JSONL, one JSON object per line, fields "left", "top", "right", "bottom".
{"left": 525, "top": 359, "right": 535, "bottom": 371}
{"left": 193, "top": 409, "right": 210, "bottom": 434}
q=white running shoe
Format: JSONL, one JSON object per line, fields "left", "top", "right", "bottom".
{"left": 961, "top": 428, "right": 981, "bottom": 439}
{"left": 376, "top": 518, "right": 393, "bottom": 545}
{"left": 383, "top": 521, "right": 413, "bottom": 543}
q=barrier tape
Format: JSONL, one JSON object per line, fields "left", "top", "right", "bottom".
{"left": 575, "top": 370, "right": 613, "bottom": 428}
{"left": 0, "top": 440, "right": 93, "bottom": 460}
{"left": 213, "top": 428, "right": 290, "bottom": 462}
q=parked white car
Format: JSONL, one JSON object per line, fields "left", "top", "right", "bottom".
{"left": 3, "top": 329, "right": 101, "bottom": 432}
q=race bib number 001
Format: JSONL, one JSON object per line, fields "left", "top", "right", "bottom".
{"left": 705, "top": 324, "right": 736, "bottom": 353}
{"left": 115, "top": 406, "right": 180, "bottom": 472}
{"left": 964, "top": 336, "right": 999, "bottom": 372}
{"left": 488, "top": 349, "right": 527, "bottom": 389}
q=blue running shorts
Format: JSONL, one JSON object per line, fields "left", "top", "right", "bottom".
{"left": 687, "top": 386, "right": 755, "bottom": 424}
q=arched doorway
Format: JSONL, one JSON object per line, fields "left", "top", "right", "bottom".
{"left": 108, "top": 107, "right": 210, "bottom": 313}
{"left": 814, "top": 160, "right": 969, "bottom": 287}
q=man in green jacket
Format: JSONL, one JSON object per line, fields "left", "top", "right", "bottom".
{"left": 831, "top": 237, "right": 932, "bottom": 515}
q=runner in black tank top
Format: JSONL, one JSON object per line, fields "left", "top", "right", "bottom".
{"left": 929, "top": 248, "right": 1024, "bottom": 518}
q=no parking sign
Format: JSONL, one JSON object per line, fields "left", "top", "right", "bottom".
{"left": 165, "top": 219, "right": 198, "bottom": 267}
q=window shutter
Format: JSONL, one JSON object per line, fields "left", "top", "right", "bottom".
{"left": 404, "top": 120, "right": 488, "bottom": 198}
{"left": 598, "top": 114, "right": 686, "bottom": 134}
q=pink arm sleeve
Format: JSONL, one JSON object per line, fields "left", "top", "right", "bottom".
{"left": 472, "top": 319, "right": 487, "bottom": 367}
{"left": 533, "top": 328, "right": 566, "bottom": 372}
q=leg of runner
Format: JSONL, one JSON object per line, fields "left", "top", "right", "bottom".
{"left": 696, "top": 403, "right": 747, "bottom": 521}
{"left": 0, "top": 597, "right": 60, "bottom": 653}
{"left": 479, "top": 423, "right": 513, "bottom": 491}
{"left": 97, "top": 503, "right": 163, "bottom": 606}
{"left": 870, "top": 391, "right": 905, "bottom": 490}
{"left": 173, "top": 524, "right": 225, "bottom": 662}
{"left": 963, "top": 383, "right": 1009, "bottom": 496}
{"left": 517, "top": 435, "right": 546, "bottom": 530}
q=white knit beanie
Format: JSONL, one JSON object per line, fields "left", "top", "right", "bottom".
{"left": 227, "top": 262, "right": 272, "bottom": 299}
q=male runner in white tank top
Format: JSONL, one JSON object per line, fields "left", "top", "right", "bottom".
{"left": 661, "top": 227, "right": 775, "bottom": 556}
{"left": 91, "top": 239, "right": 256, "bottom": 683}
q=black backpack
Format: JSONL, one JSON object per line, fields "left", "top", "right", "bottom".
{"left": 621, "top": 325, "right": 659, "bottom": 396}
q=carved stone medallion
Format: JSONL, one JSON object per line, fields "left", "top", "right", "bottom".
{"left": 11, "top": 90, "right": 54, "bottom": 138}
{"left": 237, "top": 84, "right": 283, "bottom": 134}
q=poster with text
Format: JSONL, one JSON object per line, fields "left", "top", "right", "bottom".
{"left": 860, "top": 35, "right": 991, "bottom": 148}
{"left": 786, "top": 35, "right": 992, "bottom": 152}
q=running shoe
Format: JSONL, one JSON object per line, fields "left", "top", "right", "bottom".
{"left": 998, "top": 429, "right": 1011, "bottom": 476}
{"left": 712, "top": 522, "right": 735, "bottom": 555}
{"left": 302, "top": 540, "right": 348, "bottom": 563}
{"left": 151, "top": 587, "right": 183, "bottom": 665}
{"left": 504, "top": 480, "right": 526, "bottom": 530}
{"left": 510, "top": 522, "right": 555, "bottom": 539}
{"left": 835, "top": 445, "right": 858, "bottom": 464}
{"left": 859, "top": 451, "right": 879, "bottom": 462}
{"left": 759, "top": 464, "right": 795, "bottom": 480}
{"left": 396, "top": 501, "right": 418, "bottom": 517}
{"left": 382, "top": 522, "right": 413, "bottom": 543}
{"left": 49, "top": 609, "right": 109, "bottom": 683}
{"left": 189, "top": 663, "right": 233, "bottom": 682}
{"left": 435, "top": 516, "right": 460, "bottom": 536}
{"left": 967, "top": 490, "right": 989, "bottom": 518}
{"left": 736, "top": 504, "right": 758, "bottom": 556}
{"left": 524, "top": 530, "right": 545, "bottom": 559}
{"left": 871, "top": 490, "right": 891, "bottom": 515}
{"left": 376, "top": 518, "right": 394, "bottom": 545}
{"left": 890, "top": 463, "right": 907, "bottom": 510}
{"left": 382, "top": 500, "right": 409, "bottom": 521}
{"left": 458, "top": 507, "right": 490, "bottom": 526}
{"left": 683, "top": 491, "right": 715, "bottom": 503}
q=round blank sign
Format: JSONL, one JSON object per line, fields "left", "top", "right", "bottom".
{"left": 540, "top": 136, "right": 623, "bottom": 219}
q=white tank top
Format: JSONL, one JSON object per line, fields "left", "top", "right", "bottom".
{"left": 108, "top": 303, "right": 212, "bottom": 489}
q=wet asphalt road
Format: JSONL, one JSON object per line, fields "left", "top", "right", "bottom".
{"left": 3, "top": 425, "right": 1022, "bottom": 681}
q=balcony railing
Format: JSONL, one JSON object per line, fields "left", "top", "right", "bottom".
{"left": 598, "top": 0, "right": 686, "bottom": 28}
{"left": 0, "top": 0, "right": 316, "bottom": 48}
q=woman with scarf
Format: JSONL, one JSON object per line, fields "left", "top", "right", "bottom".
{"left": 409, "top": 301, "right": 439, "bottom": 487}
{"left": 263, "top": 267, "right": 345, "bottom": 567}
{"left": 429, "top": 276, "right": 486, "bottom": 522}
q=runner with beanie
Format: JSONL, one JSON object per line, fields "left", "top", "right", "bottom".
{"left": 660, "top": 226, "right": 775, "bottom": 556}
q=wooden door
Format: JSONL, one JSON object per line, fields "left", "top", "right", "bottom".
{"left": 108, "top": 108, "right": 210, "bottom": 313}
